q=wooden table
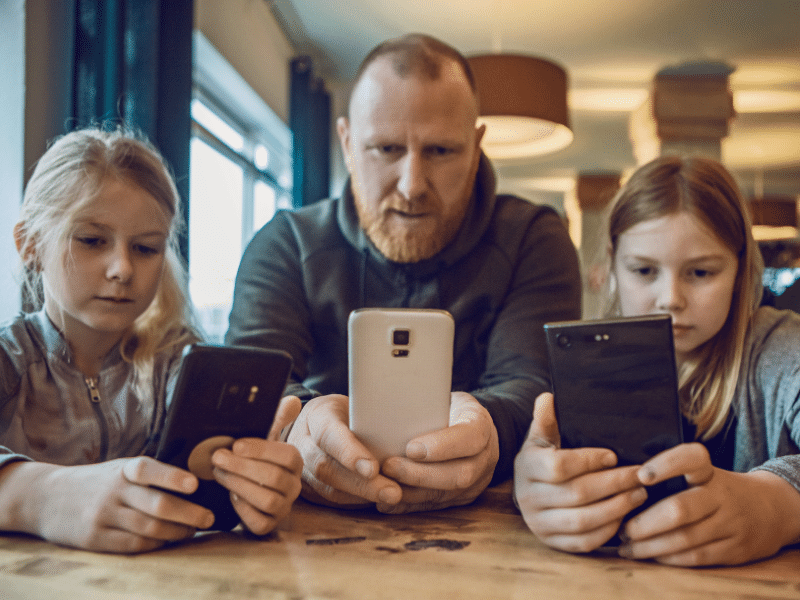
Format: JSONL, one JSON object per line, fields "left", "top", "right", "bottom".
{"left": 1, "top": 483, "right": 798, "bottom": 600}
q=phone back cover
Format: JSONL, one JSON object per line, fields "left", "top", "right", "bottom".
{"left": 156, "top": 344, "right": 292, "bottom": 530}
{"left": 545, "top": 315, "right": 684, "bottom": 465}
{"left": 349, "top": 309, "right": 453, "bottom": 460}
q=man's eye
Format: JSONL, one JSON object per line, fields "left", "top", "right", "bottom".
{"left": 428, "top": 146, "right": 454, "bottom": 157}
{"left": 378, "top": 145, "right": 403, "bottom": 154}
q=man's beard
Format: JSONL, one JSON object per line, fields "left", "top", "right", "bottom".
{"left": 355, "top": 195, "right": 468, "bottom": 264}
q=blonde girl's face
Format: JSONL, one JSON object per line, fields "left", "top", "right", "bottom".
{"left": 41, "top": 177, "right": 170, "bottom": 346}
{"left": 613, "top": 211, "right": 739, "bottom": 363}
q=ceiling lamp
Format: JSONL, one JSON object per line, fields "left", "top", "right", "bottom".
{"left": 468, "top": 54, "right": 573, "bottom": 160}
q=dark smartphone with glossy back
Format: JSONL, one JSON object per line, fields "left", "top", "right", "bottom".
{"left": 544, "top": 314, "right": 686, "bottom": 525}
{"left": 155, "top": 344, "right": 292, "bottom": 531}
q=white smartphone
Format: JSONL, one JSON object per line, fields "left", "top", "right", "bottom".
{"left": 348, "top": 308, "right": 454, "bottom": 461}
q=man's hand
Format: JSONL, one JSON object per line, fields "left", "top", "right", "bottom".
{"left": 287, "top": 394, "right": 403, "bottom": 507}
{"left": 378, "top": 392, "right": 499, "bottom": 513}
{"left": 513, "top": 392, "right": 645, "bottom": 553}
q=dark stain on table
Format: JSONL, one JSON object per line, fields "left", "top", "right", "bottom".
{"left": 404, "top": 539, "right": 470, "bottom": 551}
{"left": 306, "top": 536, "right": 367, "bottom": 546}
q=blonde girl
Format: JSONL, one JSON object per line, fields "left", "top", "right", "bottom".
{"left": 514, "top": 156, "right": 800, "bottom": 566}
{"left": 0, "top": 127, "right": 302, "bottom": 553}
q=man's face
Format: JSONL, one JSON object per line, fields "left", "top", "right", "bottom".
{"left": 337, "top": 56, "right": 485, "bottom": 263}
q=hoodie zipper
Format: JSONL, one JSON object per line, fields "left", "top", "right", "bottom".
{"left": 85, "top": 377, "right": 101, "bottom": 403}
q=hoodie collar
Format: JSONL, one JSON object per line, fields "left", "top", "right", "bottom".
{"left": 336, "top": 152, "right": 498, "bottom": 277}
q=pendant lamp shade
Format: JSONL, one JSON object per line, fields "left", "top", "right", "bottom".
{"left": 468, "top": 54, "right": 573, "bottom": 160}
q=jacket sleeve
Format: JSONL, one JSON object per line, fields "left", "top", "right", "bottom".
{"left": 225, "top": 212, "right": 320, "bottom": 401}
{"left": 0, "top": 344, "right": 31, "bottom": 470}
{"left": 471, "top": 207, "right": 582, "bottom": 484}
{"left": 748, "top": 309, "right": 800, "bottom": 494}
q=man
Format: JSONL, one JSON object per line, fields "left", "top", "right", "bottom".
{"left": 226, "top": 34, "right": 581, "bottom": 513}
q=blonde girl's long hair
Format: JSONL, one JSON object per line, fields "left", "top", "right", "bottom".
{"left": 16, "top": 126, "right": 201, "bottom": 401}
{"left": 606, "top": 156, "right": 763, "bottom": 440}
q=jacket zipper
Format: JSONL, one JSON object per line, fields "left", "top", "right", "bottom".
{"left": 85, "top": 377, "right": 101, "bottom": 403}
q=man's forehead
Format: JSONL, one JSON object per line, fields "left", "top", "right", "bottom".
{"left": 349, "top": 55, "right": 475, "bottom": 111}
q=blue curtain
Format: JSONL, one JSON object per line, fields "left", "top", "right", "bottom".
{"left": 290, "top": 56, "right": 331, "bottom": 207}
{"left": 72, "top": 0, "right": 193, "bottom": 261}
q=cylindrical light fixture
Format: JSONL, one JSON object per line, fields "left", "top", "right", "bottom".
{"left": 468, "top": 54, "right": 573, "bottom": 160}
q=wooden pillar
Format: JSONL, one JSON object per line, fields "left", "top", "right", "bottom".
{"left": 630, "top": 61, "right": 735, "bottom": 164}
{"left": 576, "top": 172, "right": 620, "bottom": 319}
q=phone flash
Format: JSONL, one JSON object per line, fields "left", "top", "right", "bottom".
{"left": 594, "top": 334, "right": 610, "bottom": 341}
{"left": 392, "top": 349, "right": 410, "bottom": 357}
{"left": 247, "top": 386, "right": 259, "bottom": 403}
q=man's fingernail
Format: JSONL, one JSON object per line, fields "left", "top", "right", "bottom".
{"left": 406, "top": 442, "right": 426, "bottom": 459}
{"left": 355, "top": 459, "right": 374, "bottom": 478}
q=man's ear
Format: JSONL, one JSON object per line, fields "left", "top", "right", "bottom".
{"left": 474, "top": 122, "right": 487, "bottom": 149}
{"left": 336, "top": 116, "right": 353, "bottom": 174}
{"left": 13, "top": 222, "right": 39, "bottom": 271}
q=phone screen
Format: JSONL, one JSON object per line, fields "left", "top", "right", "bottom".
{"left": 544, "top": 315, "right": 686, "bottom": 524}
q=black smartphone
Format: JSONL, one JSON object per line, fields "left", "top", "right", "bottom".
{"left": 155, "top": 344, "right": 292, "bottom": 531}
{"left": 544, "top": 314, "right": 686, "bottom": 526}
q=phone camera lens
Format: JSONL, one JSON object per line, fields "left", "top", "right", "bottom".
{"left": 392, "top": 329, "right": 410, "bottom": 345}
{"left": 557, "top": 334, "right": 571, "bottom": 348}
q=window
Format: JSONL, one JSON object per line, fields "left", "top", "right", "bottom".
{"left": 190, "top": 33, "right": 292, "bottom": 342}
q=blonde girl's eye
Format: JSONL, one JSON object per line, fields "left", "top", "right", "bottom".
{"left": 133, "top": 243, "right": 163, "bottom": 257}
{"left": 74, "top": 235, "right": 105, "bottom": 249}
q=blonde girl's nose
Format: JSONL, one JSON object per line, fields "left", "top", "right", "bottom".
{"left": 106, "top": 246, "right": 133, "bottom": 282}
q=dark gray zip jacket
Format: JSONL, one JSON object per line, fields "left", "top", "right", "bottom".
{"left": 226, "top": 155, "right": 581, "bottom": 482}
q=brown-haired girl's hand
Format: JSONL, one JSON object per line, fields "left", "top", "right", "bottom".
{"left": 618, "top": 443, "right": 800, "bottom": 566}
{"left": 0, "top": 456, "right": 215, "bottom": 553}
{"left": 513, "top": 392, "right": 646, "bottom": 553}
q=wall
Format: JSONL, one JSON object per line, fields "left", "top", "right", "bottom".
{"left": 0, "top": 0, "right": 26, "bottom": 321}
{"left": 194, "top": 0, "right": 294, "bottom": 123}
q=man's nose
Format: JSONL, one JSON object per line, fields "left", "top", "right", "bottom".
{"left": 396, "top": 151, "right": 428, "bottom": 201}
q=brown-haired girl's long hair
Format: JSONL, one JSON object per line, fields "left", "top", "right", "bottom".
{"left": 16, "top": 126, "right": 201, "bottom": 403}
{"left": 607, "top": 156, "right": 763, "bottom": 439}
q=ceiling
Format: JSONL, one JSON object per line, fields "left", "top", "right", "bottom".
{"left": 270, "top": 0, "right": 800, "bottom": 205}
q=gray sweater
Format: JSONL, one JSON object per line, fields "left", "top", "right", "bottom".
{"left": 736, "top": 306, "right": 800, "bottom": 491}
{"left": 0, "top": 310, "right": 180, "bottom": 469}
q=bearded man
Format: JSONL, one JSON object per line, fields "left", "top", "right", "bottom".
{"left": 226, "top": 33, "right": 581, "bottom": 512}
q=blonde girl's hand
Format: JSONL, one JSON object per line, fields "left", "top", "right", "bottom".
{"left": 513, "top": 392, "right": 646, "bottom": 553}
{"left": 0, "top": 457, "right": 215, "bottom": 553}
{"left": 268, "top": 395, "right": 303, "bottom": 441}
{"left": 618, "top": 443, "right": 800, "bottom": 566}
{"left": 210, "top": 438, "right": 303, "bottom": 536}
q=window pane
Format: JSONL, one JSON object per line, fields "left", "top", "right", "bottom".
{"left": 191, "top": 99, "right": 244, "bottom": 152}
{"left": 253, "top": 180, "right": 277, "bottom": 234}
{"left": 189, "top": 138, "right": 243, "bottom": 342}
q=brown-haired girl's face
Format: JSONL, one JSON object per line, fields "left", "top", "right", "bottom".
{"left": 41, "top": 177, "right": 170, "bottom": 346}
{"left": 613, "top": 211, "right": 739, "bottom": 363}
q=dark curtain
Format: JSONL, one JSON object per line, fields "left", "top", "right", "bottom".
{"left": 290, "top": 56, "right": 331, "bottom": 207}
{"left": 72, "top": 0, "right": 193, "bottom": 261}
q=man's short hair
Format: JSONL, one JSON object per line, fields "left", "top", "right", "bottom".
{"left": 351, "top": 33, "right": 477, "bottom": 99}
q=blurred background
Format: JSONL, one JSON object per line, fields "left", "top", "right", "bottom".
{"left": 4, "top": 0, "right": 799, "bottom": 338}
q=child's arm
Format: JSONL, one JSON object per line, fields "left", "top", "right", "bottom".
{"left": 0, "top": 456, "right": 215, "bottom": 553}
{"left": 618, "top": 444, "right": 800, "bottom": 566}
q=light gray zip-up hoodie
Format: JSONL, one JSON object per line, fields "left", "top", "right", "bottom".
{"left": 0, "top": 310, "right": 180, "bottom": 469}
